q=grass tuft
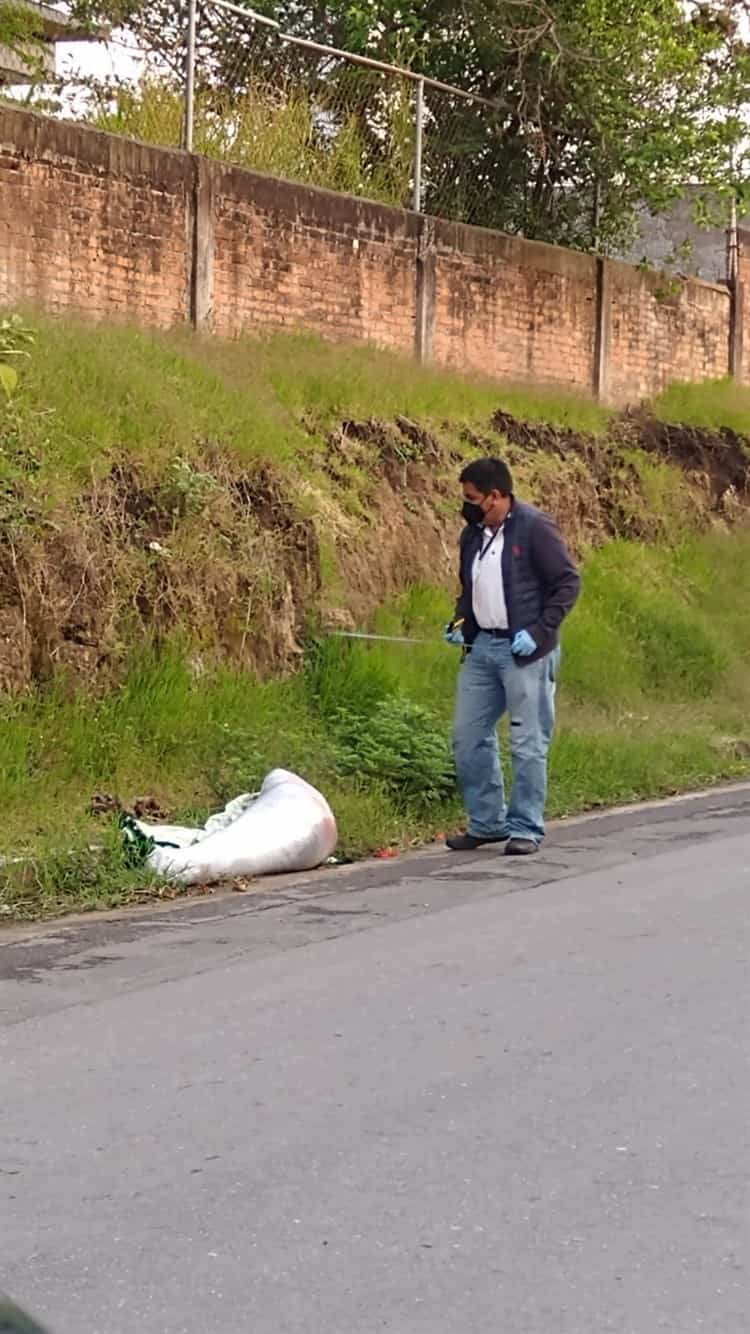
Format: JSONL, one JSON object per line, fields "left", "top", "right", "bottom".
{"left": 654, "top": 379, "right": 750, "bottom": 435}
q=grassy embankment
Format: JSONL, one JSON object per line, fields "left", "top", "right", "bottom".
{"left": 1, "top": 319, "right": 749, "bottom": 919}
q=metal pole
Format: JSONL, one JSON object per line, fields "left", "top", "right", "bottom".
{"left": 412, "top": 77, "right": 424, "bottom": 213}
{"left": 210, "top": 0, "right": 279, "bottom": 26}
{"left": 329, "top": 630, "right": 432, "bottom": 646}
{"left": 206, "top": 0, "right": 504, "bottom": 112}
{"left": 592, "top": 176, "right": 601, "bottom": 252}
{"left": 183, "top": 0, "right": 197, "bottom": 152}
{"left": 279, "top": 31, "right": 502, "bottom": 110}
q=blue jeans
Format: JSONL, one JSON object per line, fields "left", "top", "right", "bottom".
{"left": 452, "top": 633, "right": 559, "bottom": 845}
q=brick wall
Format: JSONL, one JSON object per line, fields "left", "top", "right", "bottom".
{"left": 430, "top": 221, "right": 598, "bottom": 392}
{"left": 0, "top": 109, "right": 190, "bottom": 326}
{"left": 209, "top": 162, "right": 419, "bottom": 353}
{"left": 0, "top": 105, "right": 744, "bottom": 406}
{"left": 606, "top": 261, "right": 730, "bottom": 404}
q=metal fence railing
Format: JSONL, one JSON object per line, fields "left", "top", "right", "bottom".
{"left": 184, "top": 0, "right": 504, "bottom": 222}
{"left": 9, "top": 0, "right": 506, "bottom": 227}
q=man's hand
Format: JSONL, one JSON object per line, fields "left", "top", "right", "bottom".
{"left": 511, "top": 629, "right": 537, "bottom": 657}
{"left": 443, "top": 622, "right": 464, "bottom": 647}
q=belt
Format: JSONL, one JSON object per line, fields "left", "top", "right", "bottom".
{"left": 482, "top": 628, "right": 512, "bottom": 639}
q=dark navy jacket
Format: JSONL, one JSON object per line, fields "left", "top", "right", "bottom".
{"left": 454, "top": 499, "right": 580, "bottom": 665}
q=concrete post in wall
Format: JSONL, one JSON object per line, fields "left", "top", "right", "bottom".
{"left": 729, "top": 279, "right": 744, "bottom": 382}
{"left": 592, "top": 255, "right": 611, "bottom": 402}
{"left": 415, "top": 215, "right": 436, "bottom": 365}
{"left": 188, "top": 154, "right": 214, "bottom": 330}
{"left": 728, "top": 227, "right": 750, "bottom": 383}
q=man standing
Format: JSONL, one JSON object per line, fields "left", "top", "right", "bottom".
{"left": 445, "top": 457, "right": 580, "bottom": 856}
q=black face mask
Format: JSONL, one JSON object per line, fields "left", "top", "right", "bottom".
{"left": 461, "top": 499, "right": 486, "bottom": 526}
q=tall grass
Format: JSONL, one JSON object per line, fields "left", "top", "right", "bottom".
{"left": 90, "top": 75, "right": 414, "bottom": 208}
{"left": 654, "top": 378, "right": 750, "bottom": 434}
{"left": 9, "top": 319, "right": 613, "bottom": 508}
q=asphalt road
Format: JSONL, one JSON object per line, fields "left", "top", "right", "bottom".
{"left": 2, "top": 789, "right": 749, "bottom": 1334}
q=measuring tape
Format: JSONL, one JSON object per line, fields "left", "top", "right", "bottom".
{"left": 328, "top": 630, "right": 433, "bottom": 646}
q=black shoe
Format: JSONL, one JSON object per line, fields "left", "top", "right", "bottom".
{"left": 504, "top": 838, "right": 539, "bottom": 857}
{"left": 446, "top": 831, "right": 509, "bottom": 852}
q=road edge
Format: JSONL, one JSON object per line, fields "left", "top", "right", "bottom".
{"left": 3, "top": 778, "right": 750, "bottom": 946}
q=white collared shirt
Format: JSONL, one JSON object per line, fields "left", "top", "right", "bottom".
{"left": 471, "top": 526, "right": 508, "bottom": 629}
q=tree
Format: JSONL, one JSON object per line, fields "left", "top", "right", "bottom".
{"left": 65, "top": 0, "right": 750, "bottom": 250}
{"left": 0, "top": 1, "right": 48, "bottom": 86}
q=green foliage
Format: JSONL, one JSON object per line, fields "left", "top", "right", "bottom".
{"left": 0, "top": 314, "right": 35, "bottom": 358}
{"left": 0, "top": 827, "right": 161, "bottom": 921}
{"left": 0, "top": 317, "right": 38, "bottom": 527}
{"left": 654, "top": 379, "right": 750, "bottom": 434}
{"left": 549, "top": 725, "right": 727, "bottom": 816}
{"left": 562, "top": 543, "right": 726, "bottom": 705}
{"left": 331, "top": 694, "right": 455, "bottom": 808}
{"left": 194, "top": 75, "right": 414, "bottom": 205}
{"left": 327, "top": 0, "right": 750, "bottom": 247}
{"left": 87, "top": 75, "right": 414, "bottom": 205}
{"left": 91, "top": 75, "right": 184, "bottom": 146}
{"left": 305, "top": 635, "right": 398, "bottom": 722}
{"left": 0, "top": 363, "right": 17, "bottom": 402}
{"left": 66, "top": 0, "right": 750, "bottom": 249}
{"left": 160, "top": 457, "right": 219, "bottom": 517}
{"left": 0, "top": 315, "right": 34, "bottom": 403}
{"left": 0, "top": 2, "right": 46, "bottom": 83}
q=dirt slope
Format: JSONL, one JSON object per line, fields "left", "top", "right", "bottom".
{"left": 0, "top": 408, "right": 748, "bottom": 693}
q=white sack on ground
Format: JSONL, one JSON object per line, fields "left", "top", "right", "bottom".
{"left": 135, "top": 769, "right": 337, "bottom": 887}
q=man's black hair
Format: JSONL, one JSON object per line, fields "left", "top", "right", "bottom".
{"left": 459, "top": 457, "right": 513, "bottom": 496}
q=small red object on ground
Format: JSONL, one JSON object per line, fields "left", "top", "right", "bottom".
{"left": 374, "top": 847, "right": 398, "bottom": 859}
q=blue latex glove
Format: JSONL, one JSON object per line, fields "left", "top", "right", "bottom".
{"left": 443, "top": 622, "right": 464, "bottom": 647}
{"left": 512, "top": 629, "right": 537, "bottom": 657}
